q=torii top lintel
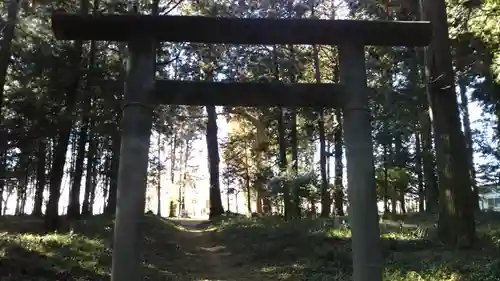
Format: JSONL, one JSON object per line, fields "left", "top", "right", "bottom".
{"left": 51, "top": 12, "right": 432, "bottom": 47}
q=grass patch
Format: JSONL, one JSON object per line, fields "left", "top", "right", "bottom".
{"left": 213, "top": 213, "right": 500, "bottom": 281}
{"left": 0, "top": 215, "right": 113, "bottom": 281}
{"left": 0, "top": 215, "right": 188, "bottom": 281}
{"left": 1, "top": 213, "right": 499, "bottom": 281}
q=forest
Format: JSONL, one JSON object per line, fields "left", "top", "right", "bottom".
{"left": 1, "top": 0, "right": 500, "bottom": 280}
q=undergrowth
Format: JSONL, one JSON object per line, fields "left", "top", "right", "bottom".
{"left": 1, "top": 213, "right": 499, "bottom": 280}
{"left": 213, "top": 213, "right": 500, "bottom": 281}
{"left": 0, "top": 215, "right": 185, "bottom": 281}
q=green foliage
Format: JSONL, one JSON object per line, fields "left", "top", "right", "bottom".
{"left": 466, "top": 0, "right": 500, "bottom": 82}
{"left": 267, "top": 169, "right": 318, "bottom": 204}
{"left": 375, "top": 166, "right": 411, "bottom": 199}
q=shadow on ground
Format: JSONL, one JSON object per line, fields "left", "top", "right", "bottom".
{"left": 2, "top": 213, "right": 500, "bottom": 281}
{"left": 211, "top": 214, "right": 500, "bottom": 281}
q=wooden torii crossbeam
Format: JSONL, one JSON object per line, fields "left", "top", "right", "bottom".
{"left": 51, "top": 13, "right": 432, "bottom": 46}
{"left": 50, "top": 11, "right": 432, "bottom": 281}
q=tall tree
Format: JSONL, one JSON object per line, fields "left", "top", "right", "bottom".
{"left": 421, "top": 0, "right": 476, "bottom": 246}
{"left": 206, "top": 104, "right": 224, "bottom": 218}
{"left": 45, "top": 0, "right": 88, "bottom": 231}
{"left": 0, "top": 0, "right": 21, "bottom": 216}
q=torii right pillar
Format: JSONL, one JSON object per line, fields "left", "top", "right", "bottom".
{"left": 339, "top": 43, "right": 382, "bottom": 280}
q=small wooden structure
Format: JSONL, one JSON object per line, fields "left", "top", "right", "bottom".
{"left": 51, "top": 12, "right": 432, "bottom": 281}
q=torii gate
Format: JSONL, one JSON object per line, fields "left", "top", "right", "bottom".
{"left": 51, "top": 12, "right": 432, "bottom": 281}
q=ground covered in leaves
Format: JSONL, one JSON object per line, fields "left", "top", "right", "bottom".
{"left": 0, "top": 213, "right": 499, "bottom": 280}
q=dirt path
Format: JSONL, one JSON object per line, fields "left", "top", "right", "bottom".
{"left": 171, "top": 219, "right": 264, "bottom": 281}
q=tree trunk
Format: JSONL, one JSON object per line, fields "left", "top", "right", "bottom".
{"left": 67, "top": 123, "right": 88, "bottom": 219}
{"left": 68, "top": 27, "right": 97, "bottom": 219}
{"left": 290, "top": 109, "right": 301, "bottom": 218}
{"left": 408, "top": 45, "right": 426, "bottom": 213}
{"left": 170, "top": 132, "right": 177, "bottom": 211}
{"left": 333, "top": 110, "right": 344, "bottom": 216}
{"left": 326, "top": 141, "right": 331, "bottom": 183}
{"left": 406, "top": 3, "right": 442, "bottom": 216}
{"left": 88, "top": 151, "right": 98, "bottom": 216}
{"left": 391, "top": 184, "right": 398, "bottom": 214}
{"left": 16, "top": 150, "right": 29, "bottom": 215}
{"left": 245, "top": 142, "right": 252, "bottom": 214}
{"left": 415, "top": 132, "right": 425, "bottom": 212}
{"left": 206, "top": 105, "right": 224, "bottom": 218}
{"left": 3, "top": 186, "right": 14, "bottom": 215}
{"left": 395, "top": 133, "right": 406, "bottom": 214}
{"left": 15, "top": 195, "right": 21, "bottom": 215}
{"left": 104, "top": 130, "right": 120, "bottom": 215}
{"left": 331, "top": 57, "right": 345, "bottom": 217}
{"left": 458, "top": 78, "right": 479, "bottom": 211}
{"left": 277, "top": 107, "right": 290, "bottom": 218}
{"left": 420, "top": 102, "right": 439, "bottom": 213}
{"left": 235, "top": 192, "right": 239, "bottom": 213}
{"left": 0, "top": 0, "right": 21, "bottom": 217}
{"left": 382, "top": 145, "right": 389, "bottom": 213}
{"left": 177, "top": 139, "right": 184, "bottom": 217}
{"left": 32, "top": 139, "right": 46, "bottom": 216}
{"left": 157, "top": 133, "right": 162, "bottom": 216}
{"left": 0, "top": 173, "right": 3, "bottom": 215}
{"left": 319, "top": 110, "right": 330, "bottom": 217}
{"left": 180, "top": 138, "right": 191, "bottom": 216}
{"left": 19, "top": 169, "right": 28, "bottom": 214}
{"left": 102, "top": 154, "right": 110, "bottom": 210}
{"left": 45, "top": 126, "right": 76, "bottom": 230}
{"left": 256, "top": 190, "right": 263, "bottom": 214}
{"left": 45, "top": 0, "right": 88, "bottom": 231}
{"left": 288, "top": 43, "right": 300, "bottom": 218}
{"left": 311, "top": 42, "right": 330, "bottom": 217}
{"left": 82, "top": 131, "right": 96, "bottom": 217}
{"left": 226, "top": 185, "right": 230, "bottom": 212}
{"left": 269, "top": 44, "right": 291, "bottom": 218}
{"left": 400, "top": 195, "right": 406, "bottom": 214}
{"left": 389, "top": 144, "right": 397, "bottom": 215}
{"left": 421, "top": 0, "right": 476, "bottom": 247}
{"left": 69, "top": 133, "right": 78, "bottom": 188}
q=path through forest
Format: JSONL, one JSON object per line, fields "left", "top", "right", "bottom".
{"left": 170, "top": 219, "right": 265, "bottom": 281}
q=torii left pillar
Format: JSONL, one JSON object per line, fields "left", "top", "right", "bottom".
{"left": 111, "top": 38, "right": 155, "bottom": 281}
